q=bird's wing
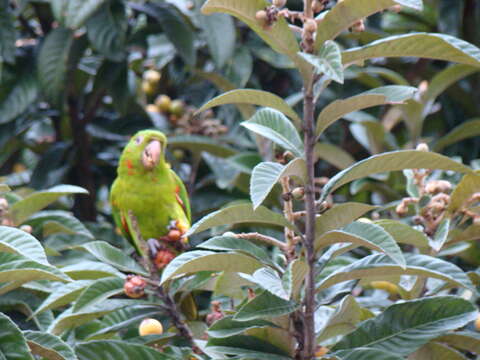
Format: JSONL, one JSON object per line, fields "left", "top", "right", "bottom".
{"left": 170, "top": 169, "right": 191, "bottom": 224}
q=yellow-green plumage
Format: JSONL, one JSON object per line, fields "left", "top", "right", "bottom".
{"left": 110, "top": 130, "right": 190, "bottom": 255}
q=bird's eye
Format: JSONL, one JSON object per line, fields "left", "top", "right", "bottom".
{"left": 135, "top": 136, "right": 143, "bottom": 145}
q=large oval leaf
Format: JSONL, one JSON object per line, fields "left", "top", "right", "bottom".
{"left": 197, "top": 89, "right": 301, "bottom": 126}
{"left": 299, "top": 40, "right": 344, "bottom": 83}
{"left": 0, "top": 225, "right": 49, "bottom": 265}
{"left": 62, "top": 261, "right": 125, "bottom": 280}
{"left": 241, "top": 108, "right": 304, "bottom": 156}
{"left": 0, "top": 71, "right": 38, "bottom": 124}
{"left": 77, "top": 241, "right": 148, "bottom": 276}
{"left": 374, "top": 219, "right": 429, "bottom": 248}
{"left": 314, "top": 0, "right": 423, "bottom": 50}
{"left": 32, "top": 280, "right": 93, "bottom": 317}
{"left": 315, "top": 221, "right": 405, "bottom": 268}
{"left": 342, "top": 33, "right": 480, "bottom": 67}
{"left": 201, "top": 0, "right": 311, "bottom": 80}
{"left": 169, "top": 135, "right": 236, "bottom": 158}
{"left": 234, "top": 290, "right": 298, "bottom": 321}
{"left": 447, "top": 171, "right": 480, "bottom": 214}
{"left": 250, "top": 159, "right": 307, "bottom": 210}
{"left": 10, "top": 184, "right": 88, "bottom": 225}
{"left": 409, "top": 341, "right": 469, "bottom": 360}
{"left": 73, "top": 277, "right": 124, "bottom": 312}
{"left": 76, "top": 340, "right": 170, "bottom": 360}
{"left": 314, "top": 142, "right": 355, "bottom": 170}
{"left": 63, "top": 0, "right": 109, "bottom": 29}
{"left": 317, "top": 253, "right": 474, "bottom": 291}
{"left": 25, "top": 210, "right": 94, "bottom": 239}
{"left": 434, "top": 119, "right": 480, "bottom": 152}
{"left": 332, "top": 296, "right": 477, "bottom": 356}
{"left": 37, "top": 27, "right": 74, "bottom": 106}
{"left": 315, "top": 202, "right": 377, "bottom": 237}
{"left": 208, "top": 316, "right": 277, "bottom": 338}
{"left": 315, "top": 86, "right": 417, "bottom": 137}
{"left": 24, "top": 331, "right": 77, "bottom": 360}
{"left": 160, "top": 251, "right": 264, "bottom": 285}
{"left": 0, "top": 312, "right": 34, "bottom": 360}
{"left": 320, "top": 150, "right": 473, "bottom": 201}
{"left": 186, "top": 203, "right": 297, "bottom": 236}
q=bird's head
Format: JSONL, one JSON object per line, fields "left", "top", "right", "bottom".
{"left": 119, "top": 130, "right": 168, "bottom": 174}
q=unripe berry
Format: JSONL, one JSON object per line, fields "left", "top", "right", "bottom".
{"left": 139, "top": 318, "right": 163, "bottom": 336}
{"left": 143, "top": 69, "right": 162, "bottom": 84}
{"left": 169, "top": 100, "right": 185, "bottom": 116}
{"left": 155, "top": 95, "right": 172, "bottom": 113}
{"left": 124, "top": 275, "right": 147, "bottom": 298}
{"left": 425, "top": 180, "right": 452, "bottom": 195}
{"left": 142, "top": 81, "right": 156, "bottom": 96}
{"left": 304, "top": 19, "right": 317, "bottom": 33}
{"left": 273, "top": 0, "right": 286, "bottom": 8}
{"left": 154, "top": 249, "right": 176, "bottom": 269}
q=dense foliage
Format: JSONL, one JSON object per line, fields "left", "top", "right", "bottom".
{"left": 0, "top": 0, "right": 480, "bottom": 359}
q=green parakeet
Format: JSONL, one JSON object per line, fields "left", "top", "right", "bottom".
{"left": 110, "top": 130, "right": 191, "bottom": 270}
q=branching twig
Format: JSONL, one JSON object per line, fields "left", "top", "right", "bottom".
{"left": 234, "top": 232, "right": 288, "bottom": 251}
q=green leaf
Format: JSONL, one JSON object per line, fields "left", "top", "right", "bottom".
{"left": 373, "top": 220, "right": 429, "bottom": 248}
{"left": 10, "top": 185, "right": 88, "bottom": 225}
{"left": 314, "top": 0, "right": 423, "bottom": 51}
{"left": 332, "top": 296, "right": 478, "bottom": 355}
{"left": 76, "top": 340, "right": 172, "bottom": 360}
{"left": 242, "top": 108, "right": 304, "bottom": 156}
{"left": 186, "top": 203, "right": 297, "bottom": 236}
{"left": 73, "top": 277, "right": 124, "bottom": 312}
{"left": 430, "top": 218, "right": 450, "bottom": 252}
{"left": 0, "top": 312, "right": 34, "bottom": 360}
{"left": 436, "top": 331, "right": 480, "bottom": 354}
{"left": 77, "top": 241, "right": 148, "bottom": 276}
{"left": 25, "top": 210, "right": 93, "bottom": 239}
{"left": 342, "top": 33, "right": 480, "bottom": 67}
{"left": 248, "top": 267, "right": 289, "bottom": 300}
{"left": 317, "top": 295, "right": 363, "bottom": 342}
{"left": 208, "top": 316, "right": 277, "bottom": 338}
{"left": 250, "top": 159, "right": 306, "bottom": 209}
{"left": 299, "top": 40, "right": 344, "bottom": 83}
{"left": 315, "top": 86, "right": 418, "bottom": 137}
{"left": 24, "top": 330, "right": 77, "bottom": 360}
{"left": 160, "top": 251, "right": 263, "bottom": 285}
{"left": 0, "top": 252, "right": 70, "bottom": 288}
{"left": 0, "top": 5, "right": 16, "bottom": 64}
{"left": 86, "top": 1, "right": 127, "bottom": 61}
{"left": 424, "top": 64, "right": 478, "bottom": 104}
{"left": 234, "top": 290, "right": 298, "bottom": 321}
{"left": 37, "top": 27, "right": 74, "bottom": 106}
{"left": 320, "top": 151, "right": 473, "bottom": 201}
{"left": 315, "top": 202, "right": 377, "bottom": 237}
{"left": 198, "top": 236, "right": 276, "bottom": 268}
{"left": 198, "top": 6, "right": 235, "bottom": 68}
{"left": 197, "top": 89, "right": 301, "bottom": 126}
{"left": 62, "top": 261, "right": 125, "bottom": 280}
{"left": 0, "top": 225, "right": 49, "bottom": 265}
{"left": 283, "top": 259, "right": 307, "bottom": 300}
{"left": 63, "top": 0, "right": 109, "bottom": 29}
{"left": 329, "top": 348, "right": 408, "bottom": 360}
{"left": 169, "top": 135, "right": 236, "bottom": 158}
{"left": 146, "top": 3, "right": 196, "bottom": 66}
{"left": 206, "top": 335, "right": 291, "bottom": 360}
{"left": 32, "top": 280, "right": 92, "bottom": 317}
{"left": 317, "top": 253, "right": 474, "bottom": 291}
{"left": 447, "top": 171, "right": 480, "bottom": 214}
{"left": 49, "top": 300, "right": 138, "bottom": 335}
{"left": 314, "top": 143, "right": 355, "bottom": 170}
{"left": 0, "top": 71, "right": 38, "bottom": 124}
{"left": 315, "top": 221, "right": 405, "bottom": 268}
{"left": 201, "top": 0, "right": 311, "bottom": 80}
{"left": 434, "top": 119, "right": 480, "bottom": 152}
{"left": 409, "top": 341, "right": 469, "bottom": 360}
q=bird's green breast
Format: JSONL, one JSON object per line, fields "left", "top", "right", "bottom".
{"left": 112, "top": 170, "right": 186, "bottom": 240}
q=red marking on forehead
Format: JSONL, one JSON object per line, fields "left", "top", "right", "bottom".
{"left": 126, "top": 159, "right": 134, "bottom": 169}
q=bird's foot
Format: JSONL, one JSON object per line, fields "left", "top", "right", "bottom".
{"left": 147, "top": 238, "right": 163, "bottom": 260}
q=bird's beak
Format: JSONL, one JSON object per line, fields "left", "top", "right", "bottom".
{"left": 142, "top": 140, "right": 162, "bottom": 170}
